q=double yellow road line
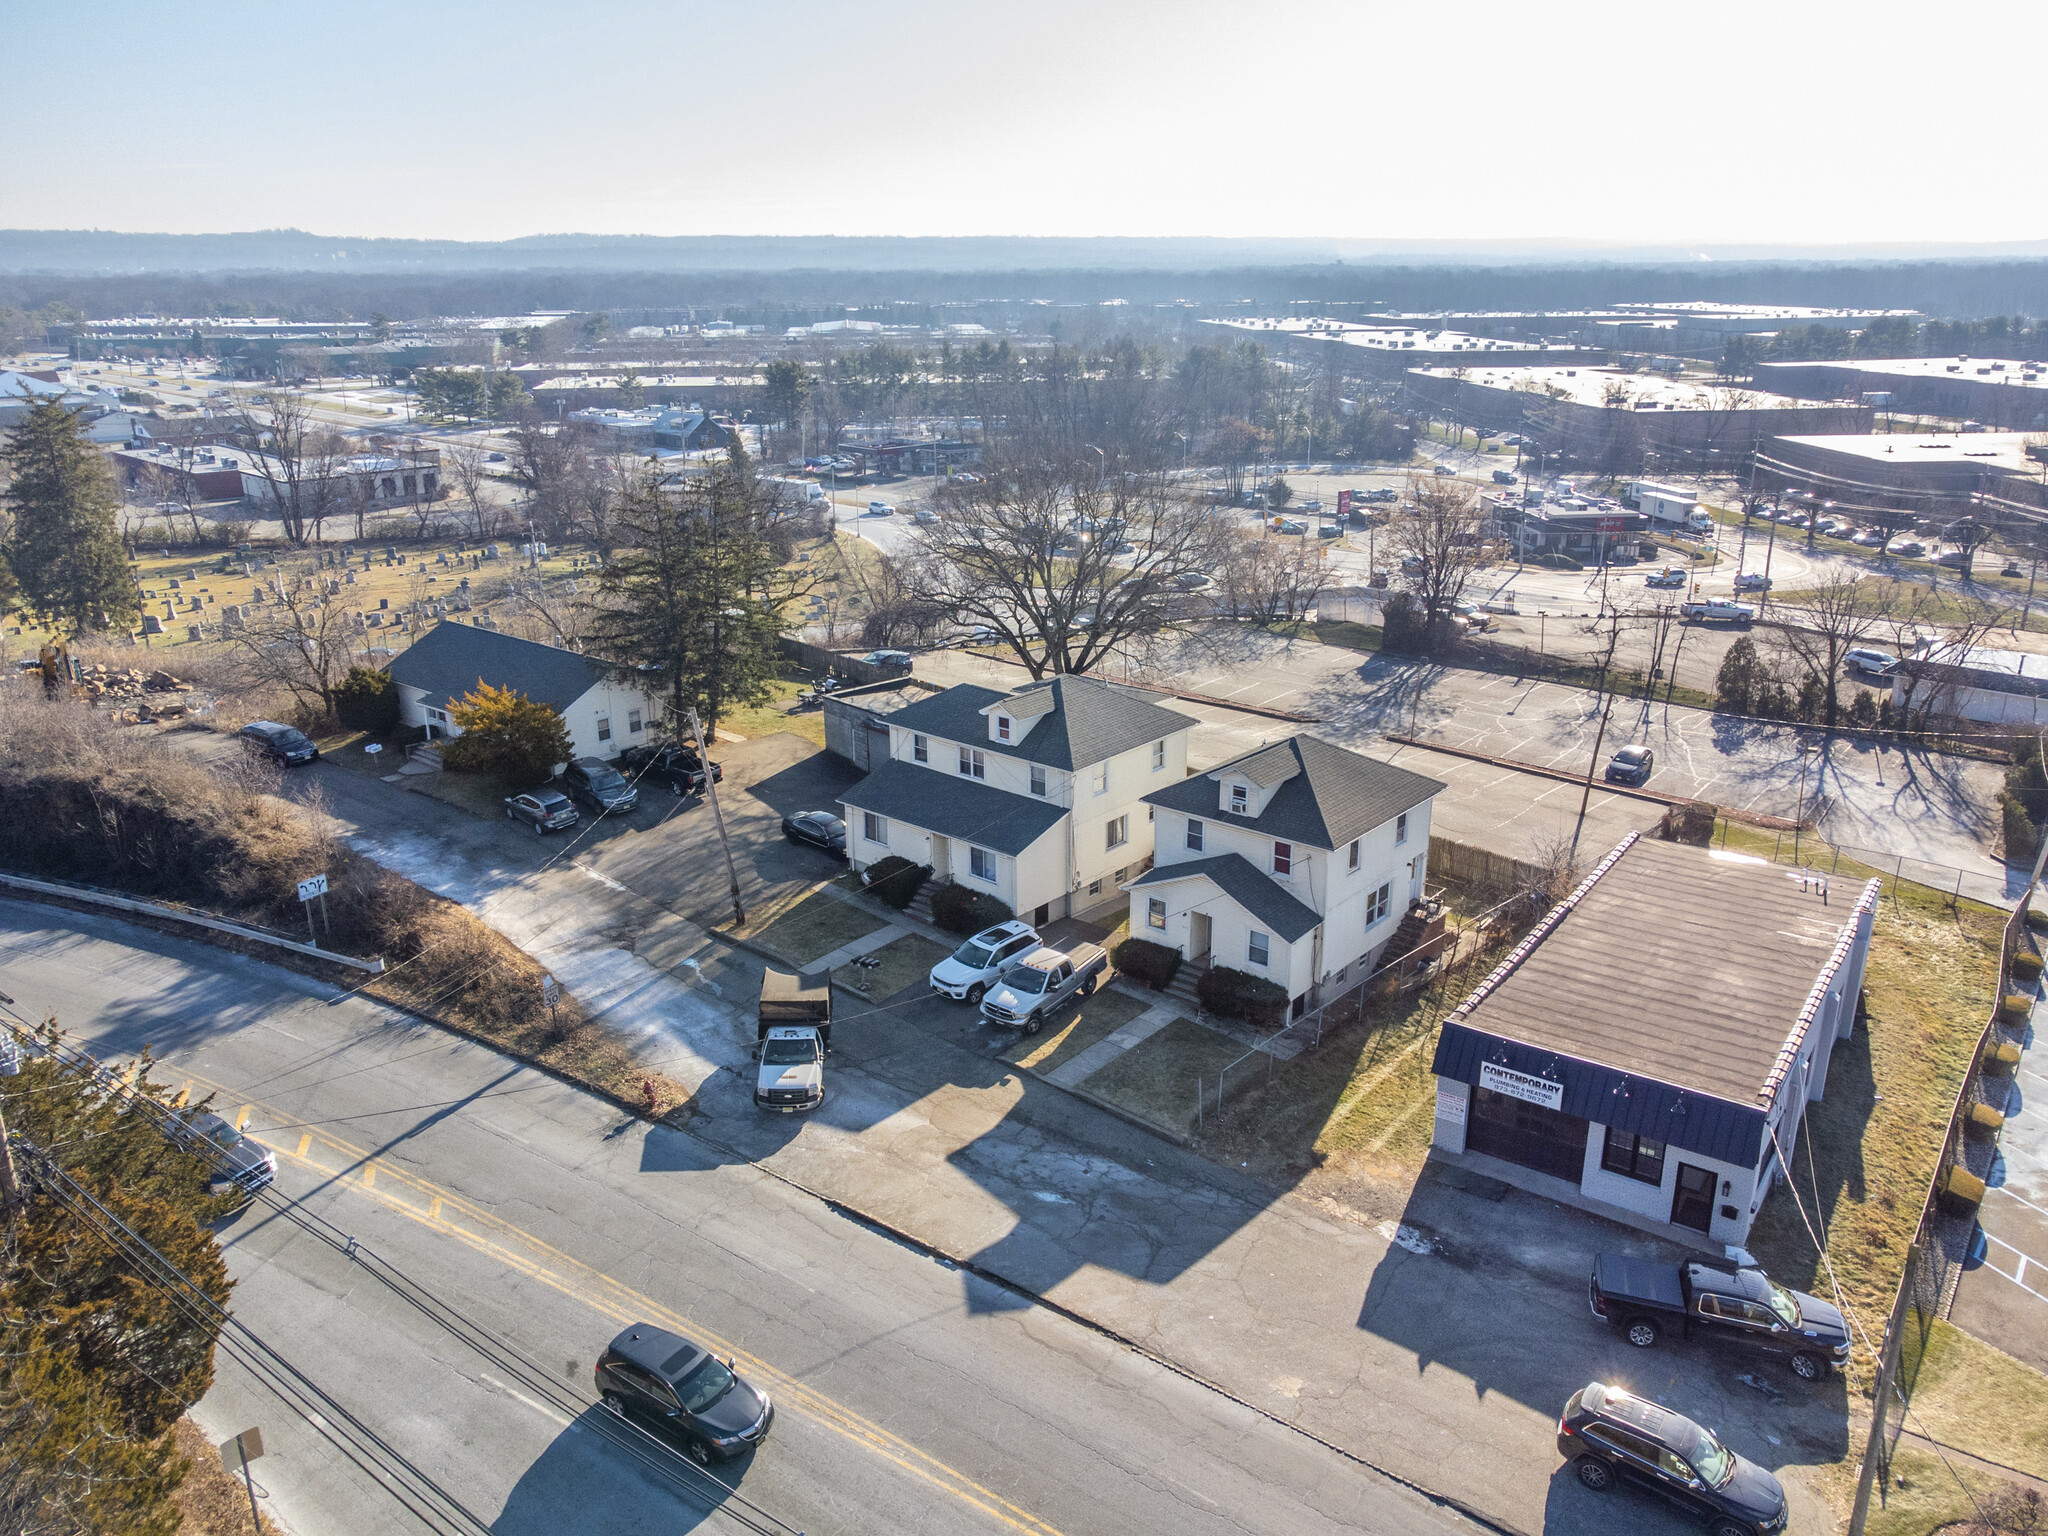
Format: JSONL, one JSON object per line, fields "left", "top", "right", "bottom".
{"left": 177, "top": 1073, "right": 1064, "bottom": 1536}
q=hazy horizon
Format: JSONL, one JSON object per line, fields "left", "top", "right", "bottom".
{"left": 11, "top": 0, "right": 2046, "bottom": 249}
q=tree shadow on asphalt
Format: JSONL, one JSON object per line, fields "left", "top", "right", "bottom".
{"left": 496, "top": 1404, "right": 759, "bottom": 1535}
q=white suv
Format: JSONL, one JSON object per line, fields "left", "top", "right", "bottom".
{"left": 929, "top": 920, "right": 1041, "bottom": 1005}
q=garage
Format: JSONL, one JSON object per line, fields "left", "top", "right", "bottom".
{"left": 1463, "top": 1082, "right": 1590, "bottom": 1183}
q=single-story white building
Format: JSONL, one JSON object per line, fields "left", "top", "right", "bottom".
{"left": 384, "top": 621, "right": 663, "bottom": 762}
{"left": 1429, "top": 832, "right": 1881, "bottom": 1249}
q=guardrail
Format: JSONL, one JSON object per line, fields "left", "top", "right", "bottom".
{"left": 0, "top": 870, "right": 385, "bottom": 974}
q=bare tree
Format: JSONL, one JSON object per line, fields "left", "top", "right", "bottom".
{"left": 1881, "top": 591, "right": 2011, "bottom": 731}
{"left": 1769, "top": 571, "right": 1898, "bottom": 728}
{"left": 222, "top": 565, "right": 364, "bottom": 717}
{"left": 1218, "top": 530, "right": 1328, "bottom": 624}
{"left": 225, "top": 391, "right": 341, "bottom": 545}
{"left": 902, "top": 447, "right": 1234, "bottom": 678}
{"left": 1389, "top": 474, "right": 1488, "bottom": 650}
{"left": 444, "top": 439, "right": 496, "bottom": 540}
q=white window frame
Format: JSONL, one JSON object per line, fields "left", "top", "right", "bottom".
{"left": 995, "top": 715, "right": 1012, "bottom": 742}
{"left": 1147, "top": 897, "right": 1167, "bottom": 930}
{"left": 1029, "top": 763, "right": 1047, "bottom": 796}
{"left": 1247, "top": 931, "right": 1270, "bottom": 967}
{"left": 969, "top": 845, "right": 996, "bottom": 882}
{"left": 913, "top": 733, "right": 929, "bottom": 763}
{"left": 1366, "top": 882, "right": 1391, "bottom": 926}
{"left": 1230, "top": 783, "right": 1249, "bottom": 815}
{"left": 1348, "top": 839, "right": 1360, "bottom": 871}
{"left": 595, "top": 715, "right": 612, "bottom": 743}
{"left": 863, "top": 812, "right": 889, "bottom": 846}
{"left": 628, "top": 708, "right": 644, "bottom": 734}
{"left": 1186, "top": 817, "right": 1204, "bottom": 852}
{"left": 1272, "top": 841, "right": 1292, "bottom": 877}
{"left": 1092, "top": 762, "right": 1108, "bottom": 795}
{"left": 959, "top": 746, "right": 985, "bottom": 780}
{"left": 1151, "top": 739, "right": 1165, "bottom": 771}
{"left": 1396, "top": 811, "right": 1409, "bottom": 845}
{"left": 1106, "top": 814, "right": 1128, "bottom": 850}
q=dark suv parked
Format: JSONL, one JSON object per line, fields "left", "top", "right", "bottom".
{"left": 616, "top": 742, "right": 723, "bottom": 797}
{"left": 594, "top": 1323, "right": 773, "bottom": 1463}
{"left": 238, "top": 720, "right": 319, "bottom": 766}
{"left": 560, "top": 757, "right": 639, "bottom": 816}
{"left": 1558, "top": 1381, "right": 1786, "bottom": 1535}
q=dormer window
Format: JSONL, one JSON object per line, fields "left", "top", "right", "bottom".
{"left": 995, "top": 715, "right": 1012, "bottom": 742}
{"left": 1230, "top": 783, "right": 1250, "bottom": 816}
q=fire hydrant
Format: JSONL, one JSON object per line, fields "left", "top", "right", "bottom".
{"left": 641, "top": 1078, "right": 660, "bottom": 1117}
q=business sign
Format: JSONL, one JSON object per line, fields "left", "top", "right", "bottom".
{"left": 1595, "top": 517, "right": 1629, "bottom": 535}
{"left": 296, "top": 874, "right": 329, "bottom": 902}
{"left": 1480, "top": 1060, "right": 1565, "bottom": 1111}
{"left": 1435, "top": 1085, "right": 1467, "bottom": 1125}
{"left": 1337, "top": 489, "right": 1352, "bottom": 519}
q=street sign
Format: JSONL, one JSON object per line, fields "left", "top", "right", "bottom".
{"left": 218, "top": 1425, "right": 264, "bottom": 1475}
{"left": 296, "top": 874, "right": 329, "bottom": 902}
{"left": 541, "top": 975, "right": 560, "bottom": 1011}
{"left": 0, "top": 1037, "right": 19, "bottom": 1077}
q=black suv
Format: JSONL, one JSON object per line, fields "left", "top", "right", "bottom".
{"left": 560, "top": 757, "right": 639, "bottom": 816}
{"left": 616, "top": 742, "right": 723, "bottom": 797}
{"left": 238, "top": 720, "right": 319, "bottom": 766}
{"left": 1558, "top": 1381, "right": 1786, "bottom": 1536}
{"left": 594, "top": 1323, "right": 773, "bottom": 1463}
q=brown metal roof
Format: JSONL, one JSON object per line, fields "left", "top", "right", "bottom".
{"left": 1448, "top": 835, "right": 1869, "bottom": 1106}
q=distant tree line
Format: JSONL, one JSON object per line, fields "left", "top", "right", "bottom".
{"left": 1722, "top": 313, "right": 2048, "bottom": 373}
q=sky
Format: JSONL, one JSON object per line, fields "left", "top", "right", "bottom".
{"left": 8, "top": 0, "right": 2047, "bottom": 248}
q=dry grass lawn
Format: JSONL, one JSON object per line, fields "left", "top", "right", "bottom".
{"left": 1082, "top": 1016, "right": 1245, "bottom": 1137}
{"left": 170, "top": 1417, "right": 283, "bottom": 1536}
{"left": 1004, "top": 988, "right": 1147, "bottom": 1075}
{"left": 752, "top": 890, "right": 889, "bottom": 965}
{"left": 843, "top": 933, "right": 951, "bottom": 1003}
{"left": 1897, "top": 1320, "right": 2048, "bottom": 1482}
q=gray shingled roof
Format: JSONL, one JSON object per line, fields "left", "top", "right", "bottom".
{"left": 1144, "top": 734, "right": 1444, "bottom": 851}
{"left": 1127, "top": 853, "right": 1323, "bottom": 943}
{"left": 839, "top": 759, "right": 1068, "bottom": 856}
{"left": 386, "top": 622, "right": 608, "bottom": 715}
{"left": 884, "top": 676, "right": 1194, "bottom": 771}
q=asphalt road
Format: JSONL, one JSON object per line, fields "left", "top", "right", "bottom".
{"left": 0, "top": 900, "right": 1477, "bottom": 1536}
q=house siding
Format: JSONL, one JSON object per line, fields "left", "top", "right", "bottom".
{"left": 394, "top": 671, "right": 661, "bottom": 764}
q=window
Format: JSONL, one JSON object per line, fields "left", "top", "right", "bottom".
{"left": 595, "top": 715, "right": 611, "bottom": 743}
{"left": 1396, "top": 811, "right": 1409, "bottom": 845}
{"left": 1366, "top": 882, "right": 1391, "bottom": 926}
{"left": 1106, "top": 814, "right": 1128, "bottom": 850}
{"left": 913, "top": 733, "right": 929, "bottom": 763}
{"left": 1147, "top": 898, "right": 1167, "bottom": 930}
{"left": 1152, "top": 739, "right": 1165, "bottom": 770}
{"left": 969, "top": 846, "right": 995, "bottom": 882}
{"left": 1088, "top": 878, "right": 1101, "bottom": 895}
{"left": 1029, "top": 763, "right": 1047, "bottom": 796}
{"left": 959, "top": 746, "right": 985, "bottom": 779}
{"left": 1186, "top": 818, "right": 1205, "bottom": 852}
{"left": 1272, "top": 841, "right": 1292, "bottom": 876}
{"left": 1230, "top": 783, "right": 1249, "bottom": 815}
{"left": 863, "top": 812, "right": 888, "bottom": 845}
{"left": 1348, "top": 839, "right": 1360, "bottom": 871}
{"left": 628, "top": 709, "right": 643, "bottom": 735}
{"left": 1247, "top": 931, "right": 1270, "bottom": 967}
{"left": 995, "top": 715, "right": 1012, "bottom": 742}
{"left": 1092, "top": 763, "right": 1107, "bottom": 795}
{"left": 1600, "top": 1127, "right": 1667, "bottom": 1186}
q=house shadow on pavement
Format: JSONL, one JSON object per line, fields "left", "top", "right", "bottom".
{"left": 494, "top": 1406, "right": 754, "bottom": 1535}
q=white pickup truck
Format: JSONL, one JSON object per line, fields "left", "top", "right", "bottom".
{"left": 928, "top": 919, "right": 1041, "bottom": 1005}
{"left": 1679, "top": 598, "right": 1756, "bottom": 625}
{"left": 979, "top": 943, "right": 1109, "bottom": 1035}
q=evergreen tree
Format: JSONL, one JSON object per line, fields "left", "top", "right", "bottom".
{"left": 439, "top": 683, "right": 574, "bottom": 785}
{"left": 2, "top": 399, "right": 139, "bottom": 637}
{"left": 1714, "top": 635, "right": 1762, "bottom": 715}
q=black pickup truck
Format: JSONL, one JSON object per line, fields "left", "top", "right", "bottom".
{"left": 1590, "top": 1255, "right": 1851, "bottom": 1383}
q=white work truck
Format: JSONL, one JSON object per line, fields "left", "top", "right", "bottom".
{"left": 1679, "top": 598, "right": 1756, "bottom": 625}
{"left": 978, "top": 943, "right": 1109, "bottom": 1035}
{"left": 755, "top": 966, "right": 830, "bottom": 1112}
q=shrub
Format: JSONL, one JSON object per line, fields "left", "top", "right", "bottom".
{"left": 333, "top": 665, "right": 401, "bottom": 733}
{"left": 2009, "top": 951, "right": 2043, "bottom": 984}
{"left": 1112, "top": 937, "right": 1182, "bottom": 990}
{"left": 439, "top": 682, "right": 572, "bottom": 787}
{"left": 1531, "top": 552, "right": 1583, "bottom": 571}
{"left": 1196, "top": 965, "right": 1289, "bottom": 1029}
{"left": 1379, "top": 591, "right": 1428, "bottom": 655}
{"left": 2002, "top": 794, "right": 2040, "bottom": 866}
{"left": 930, "top": 881, "right": 1013, "bottom": 934}
{"left": 860, "top": 855, "right": 930, "bottom": 910}
{"left": 2002, "top": 992, "right": 2034, "bottom": 1022}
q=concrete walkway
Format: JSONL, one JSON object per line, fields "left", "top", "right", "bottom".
{"left": 809, "top": 922, "right": 908, "bottom": 972}
{"left": 1043, "top": 999, "right": 1181, "bottom": 1087}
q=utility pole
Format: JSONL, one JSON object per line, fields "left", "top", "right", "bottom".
{"left": 687, "top": 708, "right": 746, "bottom": 927}
{"left": 0, "top": 990, "right": 21, "bottom": 1220}
{"left": 1572, "top": 610, "right": 1626, "bottom": 853}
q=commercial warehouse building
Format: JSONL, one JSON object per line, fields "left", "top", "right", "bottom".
{"left": 1429, "top": 833, "right": 1881, "bottom": 1249}
{"left": 1755, "top": 358, "right": 2048, "bottom": 431}
{"left": 1761, "top": 431, "right": 2048, "bottom": 510}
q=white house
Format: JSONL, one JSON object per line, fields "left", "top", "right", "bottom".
{"left": 1125, "top": 734, "right": 1445, "bottom": 1018}
{"left": 384, "top": 622, "right": 664, "bottom": 762}
{"left": 838, "top": 676, "right": 1196, "bottom": 925}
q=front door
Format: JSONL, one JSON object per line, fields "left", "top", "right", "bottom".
{"left": 1671, "top": 1163, "right": 1716, "bottom": 1233}
{"left": 1188, "top": 912, "right": 1211, "bottom": 967}
{"left": 930, "top": 835, "right": 950, "bottom": 880}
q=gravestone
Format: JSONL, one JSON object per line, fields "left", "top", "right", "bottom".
{"left": 187, "top": 624, "right": 203, "bottom": 642}
{"left": 140, "top": 614, "right": 163, "bottom": 635}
